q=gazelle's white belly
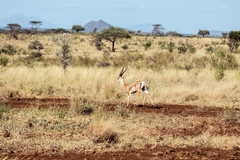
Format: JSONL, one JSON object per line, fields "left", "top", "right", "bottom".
{"left": 130, "top": 87, "right": 137, "bottom": 94}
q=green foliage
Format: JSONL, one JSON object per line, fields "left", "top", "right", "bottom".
{"left": 198, "top": 29, "right": 210, "bottom": 37}
{"left": 206, "top": 45, "right": 214, "bottom": 53}
{"left": 95, "top": 26, "right": 131, "bottom": 52}
{"left": 76, "top": 55, "right": 97, "bottom": 67}
{"left": 193, "top": 56, "right": 209, "bottom": 68}
{"left": 178, "top": 44, "right": 188, "bottom": 54}
{"left": 167, "top": 42, "right": 175, "bottom": 52}
{"left": 211, "top": 47, "right": 238, "bottom": 70}
{"left": 143, "top": 41, "right": 152, "bottom": 50}
{"left": 76, "top": 101, "right": 95, "bottom": 115}
{"left": 187, "top": 44, "right": 196, "bottom": 53}
{"left": 57, "top": 109, "right": 67, "bottom": 119}
{"left": 0, "top": 44, "right": 17, "bottom": 56}
{"left": 228, "top": 31, "right": 240, "bottom": 52}
{"left": 215, "top": 69, "right": 225, "bottom": 81}
{"left": 28, "top": 40, "right": 44, "bottom": 51}
{"left": 53, "top": 33, "right": 72, "bottom": 70}
{"left": 71, "top": 25, "right": 85, "bottom": 33}
{"left": 0, "top": 55, "right": 9, "bottom": 67}
{"left": 122, "top": 44, "right": 128, "bottom": 50}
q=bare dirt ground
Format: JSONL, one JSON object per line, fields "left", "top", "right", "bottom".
{"left": 1, "top": 97, "right": 240, "bottom": 160}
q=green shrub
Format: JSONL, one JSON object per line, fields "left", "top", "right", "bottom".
{"left": 0, "top": 55, "right": 9, "bottom": 67}
{"left": 143, "top": 41, "right": 152, "bottom": 50}
{"left": 76, "top": 101, "right": 95, "bottom": 115}
{"left": 206, "top": 45, "right": 214, "bottom": 53}
{"left": 167, "top": 42, "right": 175, "bottom": 52}
{"left": 215, "top": 69, "right": 225, "bottom": 81}
{"left": 187, "top": 44, "right": 196, "bottom": 53}
{"left": 211, "top": 47, "right": 238, "bottom": 70}
{"left": 122, "top": 44, "right": 128, "bottom": 50}
{"left": 0, "top": 44, "right": 17, "bottom": 56}
{"left": 177, "top": 44, "right": 188, "bottom": 54}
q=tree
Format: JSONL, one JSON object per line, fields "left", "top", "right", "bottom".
{"left": 198, "top": 30, "right": 210, "bottom": 37}
{"left": 53, "top": 33, "right": 72, "bottom": 71}
{"left": 222, "top": 32, "right": 228, "bottom": 39}
{"left": 152, "top": 24, "right": 164, "bottom": 36}
{"left": 71, "top": 25, "right": 85, "bottom": 33}
{"left": 165, "top": 31, "right": 183, "bottom": 37}
{"left": 6, "top": 23, "right": 21, "bottom": 40}
{"left": 228, "top": 31, "right": 240, "bottom": 52}
{"left": 93, "top": 28, "right": 97, "bottom": 34}
{"left": 28, "top": 40, "right": 44, "bottom": 60}
{"left": 95, "top": 26, "right": 131, "bottom": 52}
{"left": 29, "top": 21, "right": 42, "bottom": 34}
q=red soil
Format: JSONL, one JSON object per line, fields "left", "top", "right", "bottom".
{"left": 1, "top": 97, "right": 240, "bottom": 160}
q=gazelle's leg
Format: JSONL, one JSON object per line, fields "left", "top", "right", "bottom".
{"left": 127, "top": 94, "right": 130, "bottom": 106}
{"left": 129, "top": 93, "right": 137, "bottom": 105}
{"left": 143, "top": 90, "right": 154, "bottom": 107}
{"left": 143, "top": 94, "right": 147, "bottom": 105}
{"left": 148, "top": 94, "right": 154, "bottom": 105}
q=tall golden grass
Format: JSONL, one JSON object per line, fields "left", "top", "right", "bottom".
{"left": 1, "top": 33, "right": 240, "bottom": 156}
{"left": 1, "top": 66, "right": 240, "bottom": 107}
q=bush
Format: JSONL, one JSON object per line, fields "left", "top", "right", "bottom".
{"left": 0, "top": 44, "right": 17, "bottom": 56}
{"left": 122, "top": 44, "right": 128, "bottom": 50}
{"left": 76, "top": 101, "right": 95, "bottom": 115}
{"left": 206, "top": 45, "right": 214, "bottom": 53}
{"left": 187, "top": 44, "right": 196, "bottom": 53}
{"left": 167, "top": 42, "right": 175, "bottom": 52}
{"left": 215, "top": 69, "right": 225, "bottom": 81}
{"left": 0, "top": 55, "right": 9, "bottom": 67}
{"left": 178, "top": 44, "right": 188, "bottom": 54}
{"left": 211, "top": 47, "right": 238, "bottom": 70}
{"left": 143, "top": 41, "right": 152, "bottom": 50}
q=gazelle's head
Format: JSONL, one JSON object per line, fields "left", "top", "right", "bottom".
{"left": 117, "top": 67, "right": 127, "bottom": 82}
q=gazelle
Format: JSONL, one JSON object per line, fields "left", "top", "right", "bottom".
{"left": 117, "top": 68, "right": 154, "bottom": 107}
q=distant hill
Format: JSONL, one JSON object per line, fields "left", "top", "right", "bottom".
{"left": 0, "top": 13, "right": 57, "bottom": 29}
{"left": 84, "top": 20, "right": 112, "bottom": 32}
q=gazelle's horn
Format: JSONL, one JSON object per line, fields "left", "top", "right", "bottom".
{"left": 120, "top": 67, "right": 127, "bottom": 76}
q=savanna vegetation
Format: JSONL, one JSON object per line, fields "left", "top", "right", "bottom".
{"left": 0, "top": 29, "right": 240, "bottom": 159}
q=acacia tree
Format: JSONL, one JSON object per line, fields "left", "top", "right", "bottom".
{"left": 29, "top": 21, "right": 42, "bottom": 34}
{"left": 152, "top": 24, "right": 164, "bottom": 36}
{"left": 6, "top": 23, "right": 21, "bottom": 40}
{"left": 71, "top": 25, "right": 85, "bottom": 33}
{"left": 95, "top": 26, "right": 131, "bottom": 52}
{"left": 228, "top": 31, "right": 240, "bottom": 52}
{"left": 198, "top": 30, "right": 210, "bottom": 37}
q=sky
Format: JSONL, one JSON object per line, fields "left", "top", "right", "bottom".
{"left": 0, "top": 0, "right": 240, "bottom": 34}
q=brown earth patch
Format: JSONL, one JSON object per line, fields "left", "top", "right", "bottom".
{"left": 1, "top": 145, "right": 240, "bottom": 160}
{"left": 1, "top": 97, "right": 240, "bottom": 159}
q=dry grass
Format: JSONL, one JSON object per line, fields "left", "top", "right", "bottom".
{"left": 1, "top": 33, "right": 240, "bottom": 155}
{"left": 0, "top": 106, "right": 239, "bottom": 155}
{"left": 1, "top": 66, "right": 240, "bottom": 107}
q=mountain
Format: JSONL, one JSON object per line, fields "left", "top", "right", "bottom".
{"left": 84, "top": 20, "right": 112, "bottom": 32}
{"left": 0, "top": 13, "right": 57, "bottom": 29}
